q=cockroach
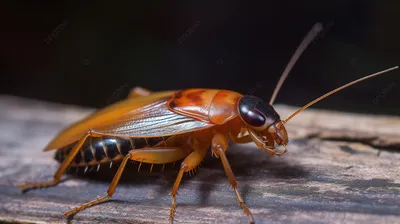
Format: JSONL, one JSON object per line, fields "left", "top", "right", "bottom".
{"left": 19, "top": 23, "right": 398, "bottom": 224}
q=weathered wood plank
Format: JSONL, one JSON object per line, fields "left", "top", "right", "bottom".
{"left": 0, "top": 95, "right": 399, "bottom": 224}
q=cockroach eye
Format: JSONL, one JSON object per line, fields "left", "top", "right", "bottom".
{"left": 238, "top": 96, "right": 280, "bottom": 129}
{"left": 240, "top": 108, "right": 265, "bottom": 127}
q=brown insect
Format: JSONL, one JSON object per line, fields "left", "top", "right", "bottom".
{"left": 18, "top": 23, "right": 398, "bottom": 223}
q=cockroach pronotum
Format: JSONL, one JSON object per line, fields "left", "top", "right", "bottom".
{"left": 19, "top": 23, "right": 398, "bottom": 224}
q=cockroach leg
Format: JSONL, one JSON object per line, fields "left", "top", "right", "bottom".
{"left": 150, "top": 163, "right": 154, "bottom": 172}
{"left": 212, "top": 134, "right": 255, "bottom": 224}
{"left": 144, "top": 138, "right": 149, "bottom": 146}
{"left": 230, "top": 133, "right": 253, "bottom": 144}
{"left": 64, "top": 150, "right": 134, "bottom": 218}
{"left": 84, "top": 166, "right": 89, "bottom": 174}
{"left": 211, "top": 151, "right": 217, "bottom": 158}
{"left": 161, "top": 137, "right": 168, "bottom": 146}
{"left": 162, "top": 164, "right": 166, "bottom": 172}
{"left": 129, "top": 146, "right": 189, "bottom": 172}
{"left": 138, "top": 161, "right": 143, "bottom": 172}
{"left": 170, "top": 144, "right": 208, "bottom": 223}
{"left": 64, "top": 147, "right": 189, "bottom": 218}
{"left": 19, "top": 131, "right": 97, "bottom": 191}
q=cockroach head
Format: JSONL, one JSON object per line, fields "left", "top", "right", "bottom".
{"left": 238, "top": 95, "right": 289, "bottom": 146}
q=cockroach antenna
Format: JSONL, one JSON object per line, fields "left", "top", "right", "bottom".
{"left": 269, "top": 23, "right": 324, "bottom": 105}
{"left": 281, "top": 66, "right": 399, "bottom": 124}
{"left": 268, "top": 23, "right": 398, "bottom": 125}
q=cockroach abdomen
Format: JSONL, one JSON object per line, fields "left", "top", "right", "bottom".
{"left": 92, "top": 138, "right": 106, "bottom": 161}
{"left": 118, "top": 138, "right": 133, "bottom": 156}
{"left": 74, "top": 150, "right": 83, "bottom": 164}
{"left": 103, "top": 137, "right": 119, "bottom": 159}
{"left": 83, "top": 146, "right": 94, "bottom": 163}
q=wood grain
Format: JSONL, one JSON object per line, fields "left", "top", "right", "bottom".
{"left": 0, "top": 95, "right": 399, "bottom": 224}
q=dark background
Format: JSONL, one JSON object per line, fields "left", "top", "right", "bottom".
{"left": 1, "top": 1, "right": 399, "bottom": 115}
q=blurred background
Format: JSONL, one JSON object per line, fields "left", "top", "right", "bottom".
{"left": 1, "top": 1, "right": 399, "bottom": 115}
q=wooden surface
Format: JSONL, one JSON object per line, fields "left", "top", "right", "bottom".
{"left": 0, "top": 95, "right": 399, "bottom": 224}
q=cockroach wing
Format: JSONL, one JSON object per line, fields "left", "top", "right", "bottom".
{"left": 44, "top": 90, "right": 179, "bottom": 151}
{"left": 93, "top": 99, "right": 214, "bottom": 137}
